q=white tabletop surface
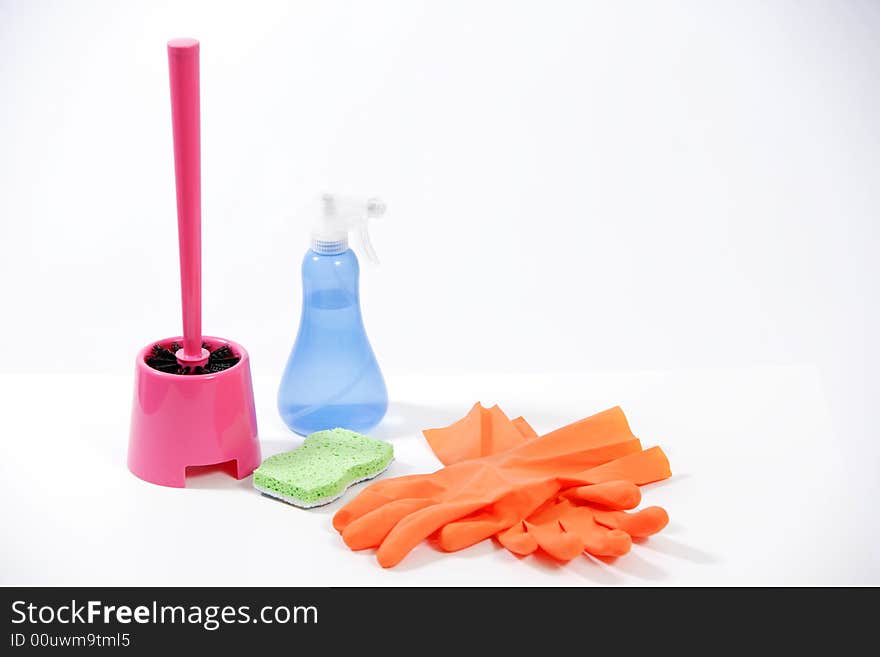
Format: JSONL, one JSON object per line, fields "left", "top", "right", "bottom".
{"left": 1, "top": 367, "right": 876, "bottom": 586}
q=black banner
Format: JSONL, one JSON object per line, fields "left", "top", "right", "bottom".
{"left": 0, "top": 587, "right": 870, "bottom": 651}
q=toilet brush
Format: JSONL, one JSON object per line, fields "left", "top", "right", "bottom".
{"left": 127, "top": 38, "right": 261, "bottom": 488}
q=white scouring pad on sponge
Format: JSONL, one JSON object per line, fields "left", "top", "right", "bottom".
{"left": 253, "top": 428, "right": 393, "bottom": 508}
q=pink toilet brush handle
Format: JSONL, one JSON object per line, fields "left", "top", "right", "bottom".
{"left": 168, "top": 38, "right": 204, "bottom": 362}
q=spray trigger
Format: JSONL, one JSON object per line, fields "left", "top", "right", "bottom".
{"left": 311, "top": 194, "right": 386, "bottom": 264}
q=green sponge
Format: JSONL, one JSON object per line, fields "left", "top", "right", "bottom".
{"left": 253, "top": 428, "right": 393, "bottom": 508}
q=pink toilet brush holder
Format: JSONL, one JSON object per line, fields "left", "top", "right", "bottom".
{"left": 128, "top": 336, "right": 261, "bottom": 488}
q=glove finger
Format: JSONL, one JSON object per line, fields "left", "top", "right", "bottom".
{"left": 525, "top": 519, "right": 584, "bottom": 562}
{"left": 376, "top": 500, "right": 489, "bottom": 568}
{"left": 497, "top": 522, "right": 538, "bottom": 556}
{"left": 438, "top": 485, "right": 560, "bottom": 552}
{"left": 333, "top": 489, "right": 398, "bottom": 532}
{"left": 559, "top": 506, "right": 632, "bottom": 557}
{"left": 561, "top": 480, "right": 641, "bottom": 510}
{"left": 438, "top": 505, "right": 522, "bottom": 552}
{"left": 333, "top": 475, "right": 447, "bottom": 532}
{"left": 341, "top": 498, "right": 435, "bottom": 550}
{"left": 592, "top": 506, "right": 669, "bottom": 538}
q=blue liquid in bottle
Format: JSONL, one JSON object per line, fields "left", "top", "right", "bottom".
{"left": 278, "top": 248, "right": 388, "bottom": 435}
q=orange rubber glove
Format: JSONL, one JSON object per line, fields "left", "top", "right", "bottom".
{"left": 423, "top": 404, "right": 671, "bottom": 559}
{"left": 334, "top": 407, "right": 660, "bottom": 567}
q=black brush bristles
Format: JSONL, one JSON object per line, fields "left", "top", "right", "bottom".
{"left": 145, "top": 341, "right": 241, "bottom": 375}
{"left": 145, "top": 344, "right": 180, "bottom": 373}
{"left": 202, "top": 345, "right": 239, "bottom": 373}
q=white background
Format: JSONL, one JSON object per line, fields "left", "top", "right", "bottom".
{"left": 1, "top": 0, "right": 877, "bottom": 585}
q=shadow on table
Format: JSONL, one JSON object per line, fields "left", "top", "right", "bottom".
{"left": 635, "top": 534, "right": 718, "bottom": 565}
{"left": 377, "top": 527, "right": 718, "bottom": 583}
{"left": 371, "top": 400, "right": 467, "bottom": 441}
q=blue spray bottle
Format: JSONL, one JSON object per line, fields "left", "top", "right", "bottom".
{"left": 278, "top": 194, "right": 388, "bottom": 435}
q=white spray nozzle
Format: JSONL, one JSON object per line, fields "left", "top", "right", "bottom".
{"left": 311, "top": 193, "right": 386, "bottom": 264}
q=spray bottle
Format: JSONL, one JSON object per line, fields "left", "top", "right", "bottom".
{"left": 278, "top": 194, "right": 388, "bottom": 435}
